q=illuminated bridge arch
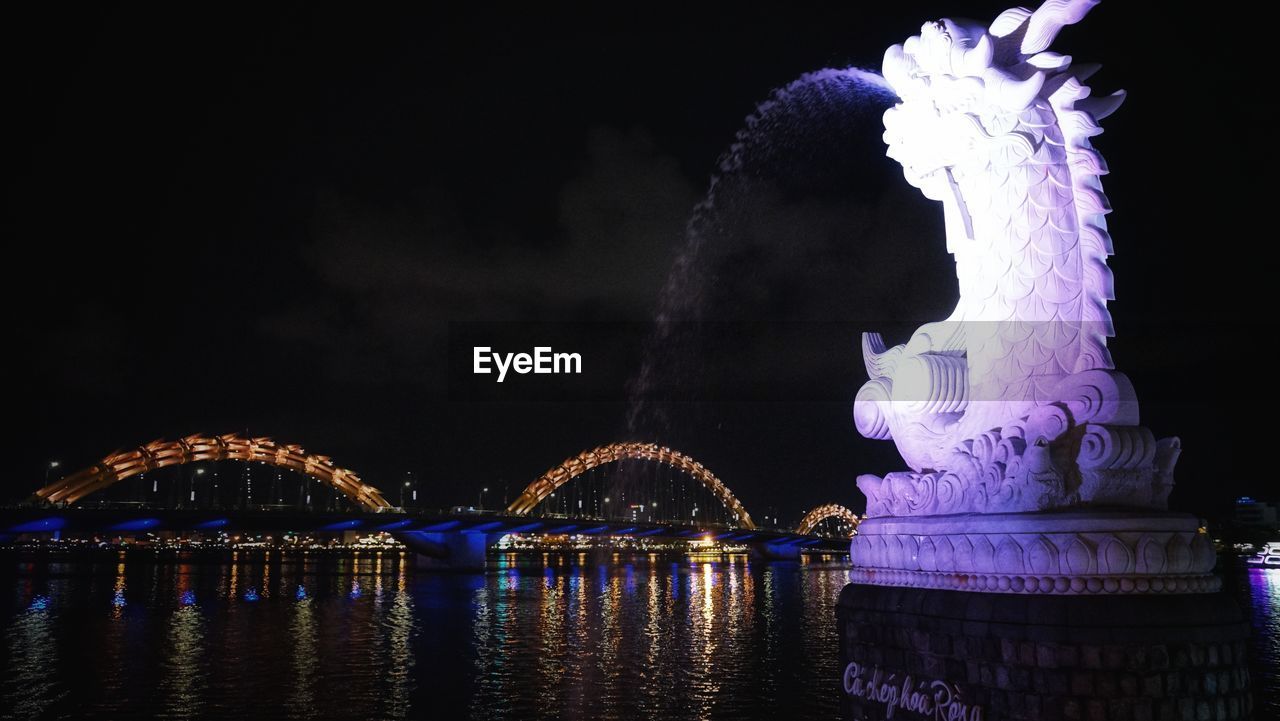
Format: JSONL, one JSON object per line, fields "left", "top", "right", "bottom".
{"left": 796, "top": 503, "right": 860, "bottom": 536}
{"left": 35, "top": 433, "right": 391, "bottom": 510}
{"left": 507, "top": 442, "right": 756, "bottom": 529}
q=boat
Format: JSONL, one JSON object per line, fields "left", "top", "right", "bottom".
{"left": 1245, "top": 541, "right": 1280, "bottom": 567}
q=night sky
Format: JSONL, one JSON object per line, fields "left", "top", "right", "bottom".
{"left": 9, "top": 2, "right": 1271, "bottom": 522}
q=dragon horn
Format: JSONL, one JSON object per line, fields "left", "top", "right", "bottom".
{"left": 959, "top": 33, "right": 995, "bottom": 75}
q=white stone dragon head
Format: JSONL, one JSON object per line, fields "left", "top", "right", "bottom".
{"left": 879, "top": 0, "right": 1124, "bottom": 203}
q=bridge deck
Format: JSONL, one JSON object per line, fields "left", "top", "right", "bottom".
{"left": 0, "top": 507, "right": 849, "bottom": 550}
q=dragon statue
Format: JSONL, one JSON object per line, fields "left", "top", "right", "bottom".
{"left": 853, "top": 0, "right": 1181, "bottom": 519}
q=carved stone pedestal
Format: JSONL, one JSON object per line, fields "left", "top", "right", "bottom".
{"left": 837, "top": 583, "right": 1254, "bottom": 721}
{"left": 850, "top": 510, "right": 1220, "bottom": 595}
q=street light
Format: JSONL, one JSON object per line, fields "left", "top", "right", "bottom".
{"left": 190, "top": 467, "right": 206, "bottom": 504}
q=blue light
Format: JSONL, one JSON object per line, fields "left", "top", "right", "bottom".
{"left": 243, "top": 588, "right": 260, "bottom": 602}
{"left": 374, "top": 519, "right": 413, "bottom": 531}
{"left": 110, "top": 518, "right": 161, "bottom": 532}
{"left": 29, "top": 595, "right": 50, "bottom": 611}
{"left": 180, "top": 590, "right": 197, "bottom": 606}
{"left": 8, "top": 517, "right": 66, "bottom": 533}
{"left": 507, "top": 523, "right": 543, "bottom": 533}
{"left": 319, "top": 520, "right": 363, "bottom": 531}
{"left": 580, "top": 526, "right": 609, "bottom": 535}
{"left": 349, "top": 582, "right": 362, "bottom": 600}
{"left": 295, "top": 585, "right": 307, "bottom": 600}
{"left": 548, "top": 525, "right": 579, "bottom": 534}
{"left": 194, "top": 518, "right": 229, "bottom": 529}
{"left": 418, "top": 521, "right": 462, "bottom": 532}
{"left": 463, "top": 521, "right": 504, "bottom": 533}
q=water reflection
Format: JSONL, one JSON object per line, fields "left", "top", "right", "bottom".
{"left": 462, "top": 555, "right": 849, "bottom": 720}
{"left": 381, "top": 559, "right": 415, "bottom": 720}
{"left": 286, "top": 587, "right": 318, "bottom": 720}
{"left": 641, "top": 559, "right": 667, "bottom": 715}
{"left": 159, "top": 603, "right": 206, "bottom": 719}
{"left": 98, "top": 559, "right": 130, "bottom": 716}
{"left": 690, "top": 561, "right": 717, "bottom": 718}
{"left": 4, "top": 583, "right": 63, "bottom": 719}
{"left": 111, "top": 560, "right": 127, "bottom": 615}
{"left": 1247, "top": 568, "right": 1279, "bottom": 718}
{"left": 18, "top": 553, "right": 1267, "bottom": 720}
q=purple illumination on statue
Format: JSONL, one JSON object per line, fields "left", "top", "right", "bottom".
{"left": 848, "top": 0, "right": 1216, "bottom": 596}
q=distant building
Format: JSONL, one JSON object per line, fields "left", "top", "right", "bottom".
{"left": 1234, "top": 497, "right": 1279, "bottom": 530}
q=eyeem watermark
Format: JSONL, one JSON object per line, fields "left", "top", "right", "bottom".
{"left": 473, "top": 346, "right": 582, "bottom": 383}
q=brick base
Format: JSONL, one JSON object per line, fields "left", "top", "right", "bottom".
{"left": 837, "top": 583, "right": 1254, "bottom": 721}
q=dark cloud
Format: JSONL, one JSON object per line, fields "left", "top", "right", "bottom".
{"left": 258, "top": 125, "right": 696, "bottom": 389}
{"left": 557, "top": 126, "right": 699, "bottom": 310}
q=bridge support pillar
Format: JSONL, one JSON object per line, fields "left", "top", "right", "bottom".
{"left": 395, "top": 531, "right": 493, "bottom": 571}
{"left": 750, "top": 540, "right": 802, "bottom": 561}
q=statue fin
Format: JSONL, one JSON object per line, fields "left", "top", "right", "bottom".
{"left": 862, "top": 332, "right": 899, "bottom": 379}
{"left": 1076, "top": 89, "right": 1126, "bottom": 120}
{"left": 1022, "top": 0, "right": 1100, "bottom": 55}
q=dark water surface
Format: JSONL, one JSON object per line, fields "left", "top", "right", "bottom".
{"left": 2, "top": 552, "right": 1275, "bottom": 720}
{"left": 1236, "top": 566, "right": 1280, "bottom": 718}
{"left": 2, "top": 552, "right": 846, "bottom": 720}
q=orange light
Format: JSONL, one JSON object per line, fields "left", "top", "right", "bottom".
{"left": 32, "top": 433, "right": 392, "bottom": 510}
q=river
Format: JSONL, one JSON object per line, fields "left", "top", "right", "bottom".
{"left": 1, "top": 551, "right": 1275, "bottom": 720}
